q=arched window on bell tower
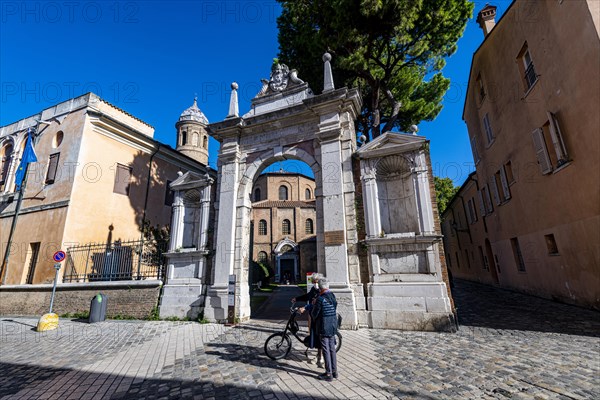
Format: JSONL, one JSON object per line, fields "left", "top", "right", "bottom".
{"left": 181, "top": 131, "right": 187, "bottom": 146}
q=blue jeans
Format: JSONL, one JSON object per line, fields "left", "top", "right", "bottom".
{"left": 320, "top": 335, "right": 337, "bottom": 375}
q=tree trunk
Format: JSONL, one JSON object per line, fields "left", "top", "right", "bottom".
{"left": 382, "top": 87, "right": 401, "bottom": 133}
{"left": 371, "top": 85, "right": 381, "bottom": 139}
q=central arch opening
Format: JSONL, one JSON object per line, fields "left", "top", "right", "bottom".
{"left": 248, "top": 159, "right": 321, "bottom": 316}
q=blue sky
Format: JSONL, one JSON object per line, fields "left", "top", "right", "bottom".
{"left": 0, "top": 1, "right": 510, "bottom": 185}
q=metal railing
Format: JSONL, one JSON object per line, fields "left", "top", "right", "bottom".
{"left": 524, "top": 63, "right": 537, "bottom": 89}
{"left": 63, "top": 239, "right": 167, "bottom": 283}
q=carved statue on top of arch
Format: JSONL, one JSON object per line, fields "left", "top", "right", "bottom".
{"left": 257, "top": 62, "right": 305, "bottom": 97}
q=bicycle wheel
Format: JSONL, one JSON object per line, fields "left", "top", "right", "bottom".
{"left": 264, "top": 333, "right": 292, "bottom": 360}
{"left": 335, "top": 331, "right": 342, "bottom": 352}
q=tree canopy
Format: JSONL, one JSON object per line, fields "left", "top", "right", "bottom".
{"left": 434, "top": 176, "right": 459, "bottom": 215}
{"left": 276, "top": 0, "right": 473, "bottom": 140}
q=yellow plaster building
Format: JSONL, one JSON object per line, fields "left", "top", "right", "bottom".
{"left": 442, "top": 1, "right": 600, "bottom": 309}
{"left": 0, "top": 93, "right": 211, "bottom": 285}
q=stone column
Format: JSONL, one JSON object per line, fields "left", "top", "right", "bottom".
{"left": 413, "top": 152, "right": 435, "bottom": 235}
{"left": 319, "top": 136, "right": 349, "bottom": 285}
{"left": 197, "top": 182, "right": 212, "bottom": 251}
{"left": 169, "top": 191, "right": 184, "bottom": 252}
{"left": 205, "top": 146, "right": 240, "bottom": 322}
{"left": 360, "top": 164, "right": 381, "bottom": 238}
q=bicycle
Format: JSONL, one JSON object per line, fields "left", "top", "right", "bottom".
{"left": 264, "top": 306, "right": 342, "bottom": 360}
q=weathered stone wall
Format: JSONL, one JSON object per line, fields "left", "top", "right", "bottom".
{"left": 0, "top": 280, "right": 161, "bottom": 319}
{"left": 425, "top": 149, "right": 455, "bottom": 311}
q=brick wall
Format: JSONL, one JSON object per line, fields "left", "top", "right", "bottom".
{"left": 352, "top": 155, "right": 370, "bottom": 294}
{"left": 425, "top": 148, "right": 455, "bottom": 310}
{"left": 0, "top": 281, "right": 161, "bottom": 319}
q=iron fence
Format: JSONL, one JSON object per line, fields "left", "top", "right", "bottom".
{"left": 63, "top": 240, "right": 167, "bottom": 283}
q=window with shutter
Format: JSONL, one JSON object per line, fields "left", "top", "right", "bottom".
{"left": 45, "top": 153, "right": 60, "bottom": 185}
{"left": 482, "top": 185, "right": 494, "bottom": 213}
{"left": 467, "top": 198, "right": 478, "bottom": 223}
{"left": 500, "top": 167, "right": 511, "bottom": 200}
{"left": 470, "top": 136, "right": 480, "bottom": 164}
{"left": 483, "top": 114, "right": 494, "bottom": 145}
{"left": 504, "top": 161, "right": 515, "bottom": 184}
{"left": 478, "top": 191, "right": 486, "bottom": 216}
{"left": 113, "top": 164, "right": 132, "bottom": 196}
{"left": 547, "top": 111, "right": 569, "bottom": 165}
{"left": 517, "top": 43, "right": 538, "bottom": 91}
{"left": 511, "top": 237, "right": 527, "bottom": 272}
{"left": 490, "top": 176, "right": 501, "bottom": 206}
{"left": 531, "top": 128, "right": 552, "bottom": 174}
{"left": 465, "top": 200, "right": 473, "bottom": 225}
{"left": 478, "top": 246, "right": 487, "bottom": 270}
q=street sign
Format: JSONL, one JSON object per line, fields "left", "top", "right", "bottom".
{"left": 52, "top": 250, "right": 66, "bottom": 263}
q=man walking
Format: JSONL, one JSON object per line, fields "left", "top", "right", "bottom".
{"left": 311, "top": 278, "right": 338, "bottom": 381}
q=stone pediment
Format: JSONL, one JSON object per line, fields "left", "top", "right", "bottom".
{"left": 170, "top": 171, "right": 213, "bottom": 191}
{"left": 357, "top": 132, "right": 427, "bottom": 159}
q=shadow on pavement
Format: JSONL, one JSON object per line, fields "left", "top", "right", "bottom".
{"left": 1, "top": 318, "right": 36, "bottom": 328}
{"left": 452, "top": 279, "right": 600, "bottom": 337}
{"left": 205, "top": 342, "right": 317, "bottom": 378}
{"left": 2, "top": 361, "right": 409, "bottom": 400}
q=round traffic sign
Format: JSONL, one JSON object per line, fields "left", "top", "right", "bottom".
{"left": 53, "top": 250, "right": 66, "bottom": 263}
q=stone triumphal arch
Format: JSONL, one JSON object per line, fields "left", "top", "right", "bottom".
{"left": 163, "top": 55, "right": 455, "bottom": 330}
{"left": 203, "top": 56, "right": 364, "bottom": 327}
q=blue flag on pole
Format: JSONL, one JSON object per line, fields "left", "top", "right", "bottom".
{"left": 14, "top": 128, "right": 38, "bottom": 192}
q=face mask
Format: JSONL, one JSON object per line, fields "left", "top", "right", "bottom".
{"left": 313, "top": 283, "right": 319, "bottom": 289}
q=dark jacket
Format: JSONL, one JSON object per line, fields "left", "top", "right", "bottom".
{"left": 311, "top": 290, "right": 337, "bottom": 337}
{"left": 296, "top": 286, "right": 319, "bottom": 303}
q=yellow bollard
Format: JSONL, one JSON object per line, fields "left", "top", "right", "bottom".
{"left": 37, "top": 313, "right": 59, "bottom": 332}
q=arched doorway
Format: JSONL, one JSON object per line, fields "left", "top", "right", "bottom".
{"left": 203, "top": 61, "right": 363, "bottom": 325}
{"left": 274, "top": 239, "right": 299, "bottom": 284}
{"left": 485, "top": 239, "right": 500, "bottom": 284}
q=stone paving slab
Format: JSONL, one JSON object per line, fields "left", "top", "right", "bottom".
{"left": 1, "top": 281, "right": 599, "bottom": 399}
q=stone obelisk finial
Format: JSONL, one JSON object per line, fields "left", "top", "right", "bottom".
{"left": 227, "top": 82, "right": 239, "bottom": 118}
{"left": 323, "top": 53, "right": 335, "bottom": 93}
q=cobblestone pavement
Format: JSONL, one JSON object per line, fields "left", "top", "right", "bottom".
{"left": 1, "top": 280, "right": 598, "bottom": 399}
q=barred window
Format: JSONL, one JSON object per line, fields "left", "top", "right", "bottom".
{"left": 258, "top": 219, "right": 267, "bottom": 235}
{"left": 305, "top": 188, "right": 311, "bottom": 200}
{"left": 257, "top": 251, "right": 268, "bottom": 264}
{"left": 305, "top": 218, "right": 314, "bottom": 234}
{"left": 282, "top": 219, "right": 291, "bottom": 235}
